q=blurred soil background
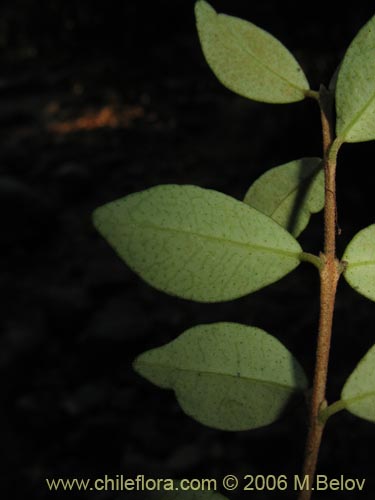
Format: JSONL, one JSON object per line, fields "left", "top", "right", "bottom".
{"left": 2, "top": 1, "right": 375, "bottom": 498}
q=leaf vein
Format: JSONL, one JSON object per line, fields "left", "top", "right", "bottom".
{"left": 139, "top": 361, "right": 300, "bottom": 392}
{"left": 221, "top": 16, "right": 306, "bottom": 94}
{"left": 130, "top": 221, "right": 299, "bottom": 259}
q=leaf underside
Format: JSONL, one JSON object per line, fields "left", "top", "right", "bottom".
{"left": 93, "top": 185, "right": 302, "bottom": 303}
{"left": 134, "top": 322, "right": 308, "bottom": 431}
{"left": 195, "top": 0, "right": 309, "bottom": 103}
{"left": 342, "top": 344, "right": 375, "bottom": 422}
{"left": 243, "top": 157, "right": 323, "bottom": 237}
{"left": 336, "top": 14, "right": 375, "bottom": 142}
{"left": 343, "top": 224, "right": 375, "bottom": 302}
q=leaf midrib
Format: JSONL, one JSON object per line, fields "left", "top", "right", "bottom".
{"left": 346, "top": 259, "right": 375, "bottom": 269}
{"left": 269, "top": 168, "right": 322, "bottom": 218}
{"left": 339, "top": 77, "right": 375, "bottom": 140}
{"left": 342, "top": 389, "right": 375, "bottom": 408}
{"left": 220, "top": 14, "right": 307, "bottom": 95}
{"left": 129, "top": 219, "right": 300, "bottom": 260}
{"left": 137, "top": 360, "right": 304, "bottom": 392}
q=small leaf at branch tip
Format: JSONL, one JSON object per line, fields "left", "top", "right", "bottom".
{"left": 93, "top": 184, "right": 302, "bottom": 303}
{"left": 243, "top": 158, "right": 323, "bottom": 237}
{"left": 195, "top": 0, "right": 310, "bottom": 103}
{"left": 341, "top": 344, "right": 375, "bottom": 423}
{"left": 336, "top": 14, "right": 375, "bottom": 142}
{"left": 342, "top": 224, "right": 375, "bottom": 302}
{"left": 134, "top": 322, "right": 308, "bottom": 431}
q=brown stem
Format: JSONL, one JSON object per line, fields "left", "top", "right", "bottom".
{"left": 298, "top": 87, "right": 342, "bottom": 500}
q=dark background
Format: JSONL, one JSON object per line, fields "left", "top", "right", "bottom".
{"left": 2, "top": 1, "right": 375, "bottom": 498}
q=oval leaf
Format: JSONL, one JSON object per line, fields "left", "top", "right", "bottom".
{"left": 341, "top": 344, "right": 375, "bottom": 422}
{"left": 93, "top": 185, "right": 302, "bottom": 303}
{"left": 195, "top": 1, "right": 310, "bottom": 103}
{"left": 243, "top": 158, "right": 323, "bottom": 237}
{"left": 343, "top": 225, "right": 375, "bottom": 301}
{"left": 336, "top": 14, "right": 375, "bottom": 142}
{"left": 134, "top": 323, "right": 308, "bottom": 431}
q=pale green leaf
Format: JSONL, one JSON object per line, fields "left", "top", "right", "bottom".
{"left": 336, "top": 14, "right": 375, "bottom": 142}
{"left": 243, "top": 158, "right": 323, "bottom": 237}
{"left": 134, "top": 323, "right": 308, "bottom": 431}
{"left": 93, "top": 185, "right": 302, "bottom": 303}
{"left": 341, "top": 344, "right": 375, "bottom": 422}
{"left": 195, "top": 0, "right": 310, "bottom": 103}
{"left": 329, "top": 64, "right": 340, "bottom": 92}
{"left": 343, "top": 225, "right": 375, "bottom": 301}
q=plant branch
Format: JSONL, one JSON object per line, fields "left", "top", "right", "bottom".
{"left": 298, "top": 86, "right": 342, "bottom": 500}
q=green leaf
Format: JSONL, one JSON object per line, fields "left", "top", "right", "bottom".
{"left": 93, "top": 185, "right": 302, "bottom": 303}
{"left": 195, "top": 1, "right": 310, "bottom": 104}
{"left": 336, "top": 14, "right": 375, "bottom": 142}
{"left": 343, "top": 225, "right": 375, "bottom": 302}
{"left": 341, "top": 344, "right": 375, "bottom": 422}
{"left": 134, "top": 322, "right": 308, "bottom": 431}
{"left": 243, "top": 158, "right": 323, "bottom": 237}
{"left": 329, "top": 64, "right": 341, "bottom": 92}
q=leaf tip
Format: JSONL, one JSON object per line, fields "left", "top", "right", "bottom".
{"left": 92, "top": 202, "right": 114, "bottom": 238}
{"left": 132, "top": 352, "right": 152, "bottom": 383}
{"left": 132, "top": 355, "right": 141, "bottom": 375}
{"left": 195, "top": 0, "right": 214, "bottom": 16}
{"left": 195, "top": 0, "right": 216, "bottom": 31}
{"left": 92, "top": 205, "right": 104, "bottom": 231}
